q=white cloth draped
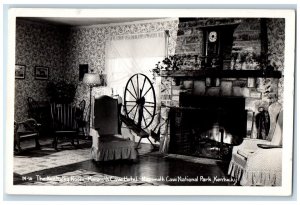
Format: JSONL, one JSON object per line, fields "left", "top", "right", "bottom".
{"left": 105, "top": 32, "right": 166, "bottom": 134}
{"left": 105, "top": 33, "right": 166, "bottom": 97}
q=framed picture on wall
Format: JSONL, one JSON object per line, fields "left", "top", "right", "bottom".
{"left": 34, "top": 66, "right": 49, "bottom": 80}
{"left": 79, "top": 64, "right": 88, "bottom": 81}
{"left": 15, "top": 64, "right": 26, "bottom": 79}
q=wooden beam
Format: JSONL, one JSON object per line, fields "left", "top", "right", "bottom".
{"left": 161, "top": 70, "right": 282, "bottom": 79}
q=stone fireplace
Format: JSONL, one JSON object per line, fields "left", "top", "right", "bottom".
{"left": 158, "top": 18, "right": 284, "bottom": 158}
{"left": 169, "top": 94, "right": 246, "bottom": 160}
{"left": 159, "top": 71, "right": 281, "bottom": 159}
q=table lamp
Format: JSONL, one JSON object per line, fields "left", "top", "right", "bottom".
{"left": 83, "top": 70, "right": 101, "bottom": 132}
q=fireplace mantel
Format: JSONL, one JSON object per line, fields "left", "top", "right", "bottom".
{"left": 161, "top": 70, "right": 282, "bottom": 79}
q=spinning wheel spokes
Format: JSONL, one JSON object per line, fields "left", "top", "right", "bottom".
{"left": 129, "top": 78, "right": 138, "bottom": 98}
{"left": 143, "top": 106, "right": 153, "bottom": 116}
{"left": 124, "top": 73, "right": 156, "bottom": 129}
{"left": 127, "top": 104, "right": 137, "bottom": 115}
{"left": 140, "top": 77, "right": 147, "bottom": 97}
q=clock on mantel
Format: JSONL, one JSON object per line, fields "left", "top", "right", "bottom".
{"left": 205, "top": 30, "right": 220, "bottom": 60}
{"left": 202, "top": 25, "right": 237, "bottom": 69}
{"left": 208, "top": 31, "right": 218, "bottom": 43}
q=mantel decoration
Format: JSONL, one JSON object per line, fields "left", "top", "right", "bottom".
{"left": 46, "top": 80, "right": 77, "bottom": 104}
{"left": 229, "top": 51, "right": 279, "bottom": 71}
{"left": 152, "top": 52, "right": 279, "bottom": 80}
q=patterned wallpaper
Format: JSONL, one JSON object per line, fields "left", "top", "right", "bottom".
{"left": 15, "top": 18, "right": 178, "bottom": 121}
{"left": 15, "top": 20, "right": 66, "bottom": 121}
{"left": 63, "top": 19, "right": 179, "bottom": 108}
{"left": 267, "top": 18, "right": 285, "bottom": 104}
{"left": 267, "top": 18, "right": 285, "bottom": 71}
{"left": 15, "top": 18, "right": 284, "bottom": 122}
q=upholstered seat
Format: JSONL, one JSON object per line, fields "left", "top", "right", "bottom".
{"left": 228, "top": 103, "right": 283, "bottom": 186}
{"left": 90, "top": 95, "right": 137, "bottom": 162}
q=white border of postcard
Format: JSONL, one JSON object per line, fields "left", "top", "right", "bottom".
{"left": 5, "top": 8, "right": 295, "bottom": 196}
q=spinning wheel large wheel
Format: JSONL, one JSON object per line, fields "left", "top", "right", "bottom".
{"left": 124, "top": 73, "right": 156, "bottom": 129}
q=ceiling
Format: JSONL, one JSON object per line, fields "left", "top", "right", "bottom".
{"left": 18, "top": 17, "right": 165, "bottom": 26}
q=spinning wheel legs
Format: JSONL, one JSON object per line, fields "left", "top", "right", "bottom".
{"left": 135, "top": 135, "right": 156, "bottom": 149}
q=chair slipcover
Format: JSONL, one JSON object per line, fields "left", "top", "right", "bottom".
{"left": 228, "top": 104, "right": 283, "bottom": 186}
{"left": 90, "top": 95, "right": 137, "bottom": 161}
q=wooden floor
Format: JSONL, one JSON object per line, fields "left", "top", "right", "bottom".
{"left": 14, "top": 136, "right": 235, "bottom": 186}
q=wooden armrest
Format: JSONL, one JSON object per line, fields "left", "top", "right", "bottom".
{"left": 257, "top": 144, "right": 282, "bottom": 149}
{"left": 15, "top": 118, "right": 40, "bottom": 132}
{"left": 17, "top": 118, "right": 38, "bottom": 125}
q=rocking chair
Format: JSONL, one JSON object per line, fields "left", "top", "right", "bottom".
{"left": 14, "top": 118, "right": 41, "bottom": 153}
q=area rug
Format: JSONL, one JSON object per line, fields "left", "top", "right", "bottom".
{"left": 166, "top": 154, "right": 222, "bottom": 166}
{"left": 20, "top": 169, "right": 160, "bottom": 186}
{"left": 14, "top": 138, "right": 92, "bottom": 175}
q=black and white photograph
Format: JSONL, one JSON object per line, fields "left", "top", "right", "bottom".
{"left": 34, "top": 66, "right": 49, "bottom": 80}
{"left": 15, "top": 64, "right": 25, "bottom": 79}
{"left": 6, "top": 8, "right": 295, "bottom": 196}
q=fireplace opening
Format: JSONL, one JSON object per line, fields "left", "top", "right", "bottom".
{"left": 169, "top": 93, "right": 247, "bottom": 160}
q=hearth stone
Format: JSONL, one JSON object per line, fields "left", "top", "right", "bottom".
{"left": 247, "top": 77, "right": 255, "bottom": 87}
{"left": 193, "top": 81, "right": 206, "bottom": 95}
{"left": 232, "top": 80, "right": 248, "bottom": 87}
{"left": 161, "top": 95, "right": 171, "bottom": 100}
{"left": 172, "top": 88, "right": 180, "bottom": 96}
{"left": 232, "top": 87, "right": 250, "bottom": 97}
{"left": 183, "top": 80, "right": 194, "bottom": 89}
{"left": 205, "top": 78, "right": 211, "bottom": 87}
{"left": 220, "top": 81, "right": 233, "bottom": 96}
{"left": 206, "top": 87, "right": 220, "bottom": 96}
{"left": 172, "top": 95, "right": 180, "bottom": 101}
{"left": 250, "top": 91, "right": 262, "bottom": 98}
{"left": 171, "top": 101, "right": 179, "bottom": 107}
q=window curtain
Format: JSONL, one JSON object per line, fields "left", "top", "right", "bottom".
{"left": 105, "top": 32, "right": 166, "bottom": 97}
{"left": 105, "top": 32, "right": 166, "bottom": 134}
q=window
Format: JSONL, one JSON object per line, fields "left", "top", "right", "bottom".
{"left": 105, "top": 33, "right": 166, "bottom": 98}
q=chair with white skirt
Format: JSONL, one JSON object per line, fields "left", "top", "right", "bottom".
{"left": 90, "top": 95, "right": 137, "bottom": 162}
{"left": 228, "top": 103, "right": 283, "bottom": 186}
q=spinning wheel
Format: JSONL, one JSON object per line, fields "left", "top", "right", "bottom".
{"left": 124, "top": 73, "right": 156, "bottom": 129}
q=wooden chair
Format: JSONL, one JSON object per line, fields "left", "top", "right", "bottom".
{"left": 27, "top": 97, "right": 51, "bottom": 134}
{"left": 27, "top": 97, "right": 39, "bottom": 119}
{"left": 90, "top": 95, "right": 137, "bottom": 162}
{"left": 14, "top": 118, "right": 41, "bottom": 153}
{"left": 76, "top": 99, "right": 87, "bottom": 137}
{"left": 50, "top": 103, "right": 79, "bottom": 150}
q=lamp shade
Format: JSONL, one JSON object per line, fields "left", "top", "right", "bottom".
{"left": 83, "top": 73, "right": 101, "bottom": 86}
